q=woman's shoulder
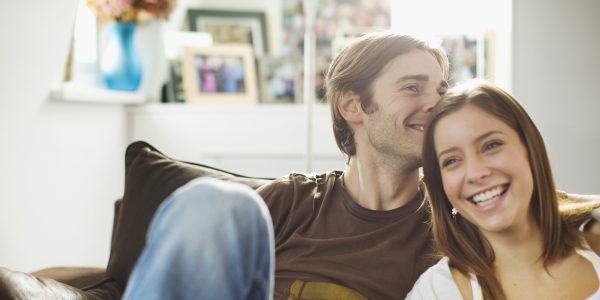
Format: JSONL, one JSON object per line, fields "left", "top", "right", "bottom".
{"left": 405, "top": 257, "right": 464, "bottom": 300}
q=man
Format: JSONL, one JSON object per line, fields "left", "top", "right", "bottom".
{"left": 258, "top": 33, "right": 449, "bottom": 299}
{"left": 123, "top": 32, "right": 449, "bottom": 300}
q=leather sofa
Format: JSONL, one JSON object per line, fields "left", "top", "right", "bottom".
{"left": 0, "top": 141, "right": 273, "bottom": 299}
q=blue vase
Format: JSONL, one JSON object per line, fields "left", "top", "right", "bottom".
{"left": 100, "top": 22, "right": 142, "bottom": 91}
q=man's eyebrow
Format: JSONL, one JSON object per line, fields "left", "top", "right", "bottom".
{"left": 394, "top": 75, "right": 448, "bottom": 89}
{"left": 395, "top": 74, "right": 429, "bottom": 84}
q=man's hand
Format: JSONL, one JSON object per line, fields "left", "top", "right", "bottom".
{"left": 584, "top": 216, "right": 600, "bottom": 255}
{"left": 557, "top": 191, "right": 600, "bottom": 253}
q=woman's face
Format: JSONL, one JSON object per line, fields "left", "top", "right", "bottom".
{"left": 433, "top": 104, "right": 534, "bottom": 235}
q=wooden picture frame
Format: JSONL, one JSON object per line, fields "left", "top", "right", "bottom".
{"left": 182, "top": 44, "right": 258, "bottom": 104}
{"left": 187, "top": 9, "right": 269, "bottom": 57}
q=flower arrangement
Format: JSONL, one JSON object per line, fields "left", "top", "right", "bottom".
{"left": 87, "top": 0, "right": 177, "bottom": 23}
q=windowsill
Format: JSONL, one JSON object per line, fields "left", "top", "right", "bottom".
{"left": 50, "top": 81, "right": 151, "bottom": 104}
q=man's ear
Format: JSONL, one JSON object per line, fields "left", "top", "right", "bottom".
{"left": 337, "top": 90, "right": 363, "bottom": 124}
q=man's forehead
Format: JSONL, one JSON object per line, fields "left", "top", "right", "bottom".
{"left": 382, "top": 50, "right": 444, "bottom": 79}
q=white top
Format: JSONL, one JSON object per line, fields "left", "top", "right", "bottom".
{"left": 404, "top": 256, "right": 467, "bottom": 300}
{"left": 405, "top": 221, "right": 600, "bottom": 300}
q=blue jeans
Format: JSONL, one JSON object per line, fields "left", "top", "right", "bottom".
{"left": 122, "top": 178, "right": 275, "bottom": 300}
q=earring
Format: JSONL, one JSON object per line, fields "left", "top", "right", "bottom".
{"left": 451, "top": 207, "right": 458, "bottom": 220}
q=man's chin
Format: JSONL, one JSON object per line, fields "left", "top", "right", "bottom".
{"left": 393, "top": 151, "right": 422, "bottom": 173}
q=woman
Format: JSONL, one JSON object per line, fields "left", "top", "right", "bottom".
{"left": 406, "top": 80, "right": 600, "bottom": 299}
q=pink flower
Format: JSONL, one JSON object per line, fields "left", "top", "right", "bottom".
{"left": 87, "top": 0, "right": 176, "bottom": 22}
{"left": 137, "top": 0, "right": 176, "bottom": 19}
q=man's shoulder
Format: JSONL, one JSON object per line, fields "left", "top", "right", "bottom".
{"left": 266, "top": 170, "right": 342, "bottom": 187}
{"left": 258, "top": 170, "right": 343, "bottom": 199}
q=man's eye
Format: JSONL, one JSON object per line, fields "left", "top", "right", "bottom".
{"left": 404, "top": 84, "right": 418, "bottom": 92}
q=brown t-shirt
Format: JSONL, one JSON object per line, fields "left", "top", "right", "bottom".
{"left": 258, "top": 171, "right": 435, "bottom": 300}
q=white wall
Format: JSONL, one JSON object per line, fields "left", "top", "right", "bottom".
{"left": 0, "top": 0, "right": 127, "bottom": 272}
{"left": 513, "top": 0, "right": 600, "bottom": 194}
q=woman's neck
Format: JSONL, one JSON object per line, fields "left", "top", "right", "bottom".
{"left": 486, "top": 218, "right": 546, "bottom": 275}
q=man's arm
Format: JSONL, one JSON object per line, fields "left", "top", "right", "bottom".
{"left": 561, "top": 191, "right": 600, "bottom": 254}
{"left": 557, "top": 190, "right": 600, "bottom": 204}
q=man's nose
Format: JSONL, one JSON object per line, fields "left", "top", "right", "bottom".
{"left": 422, "top": 89, "right": 442, "bottom": 113}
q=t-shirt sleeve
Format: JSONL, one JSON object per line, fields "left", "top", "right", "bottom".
{"left": 257, "top": 176, "right": 296, "bottom": 236}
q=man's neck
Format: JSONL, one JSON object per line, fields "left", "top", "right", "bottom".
{"left": 342, "top": 156, "right": 421, "bottom": 211}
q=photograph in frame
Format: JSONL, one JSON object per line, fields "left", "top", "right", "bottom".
{"left": 439, "top": 34, "right": 492, "bottom": 85}
{"left": 187, "top": 9, "right": 269, "bottom": 57}
{"left": 182, "top": 44, "right": 258, "bottom": 104}
{"left": 258, "top": 56, "right": 301, "bottom": 104}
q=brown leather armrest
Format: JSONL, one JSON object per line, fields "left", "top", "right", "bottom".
{"left": 1, "top": 266, "right": 122, "bottom": 300}
{"left": 31, "top": 267, "right": 106, "bottom": 289}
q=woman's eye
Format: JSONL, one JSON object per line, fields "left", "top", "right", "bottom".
{"left": 484, "top": 141, "right": 503, "bottom": 151}
{"left": 441, "top": 157, "right": 459, "bottom": 168}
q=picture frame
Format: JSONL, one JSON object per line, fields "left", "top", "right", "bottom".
{"left": 182, "top": 44, "right": 258, "bottom": 104}
{"left": 258, "top": 56, "right": 302, "bottom": 103}
{"left": 162, "top": 31, "right": 214, "bottom": 103}
{"left": 187, "top": 9, "right": 269, "bottom": 57}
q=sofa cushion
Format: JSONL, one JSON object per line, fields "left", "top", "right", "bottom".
{"left": 105, "top": 141, "right": 273, "bottom": 289}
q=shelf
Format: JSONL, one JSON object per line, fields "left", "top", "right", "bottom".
{"left": 49, "top": 82, "right": 151, "bottom": 104}
{"left": 127, "top": 102, "right": 329, "bottom": 115}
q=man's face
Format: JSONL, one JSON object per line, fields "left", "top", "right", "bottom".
{"left": 361, "top": 50, "right": 448, "bottom": 171}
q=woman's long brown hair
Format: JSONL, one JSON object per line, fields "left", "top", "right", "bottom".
{"left": 422, "top": 80, "right": 598, "bottom": 299}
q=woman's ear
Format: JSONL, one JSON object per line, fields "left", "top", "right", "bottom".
{"left": 337, "top": 90, "right": 363, "bottom": 124}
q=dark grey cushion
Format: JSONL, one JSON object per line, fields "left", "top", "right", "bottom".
{"left": 105, "top": 141, "right": 273, "bottom": 289}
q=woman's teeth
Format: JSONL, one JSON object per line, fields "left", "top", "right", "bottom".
{"left": 471, "top": 186, "right": 505, "bottom": 206}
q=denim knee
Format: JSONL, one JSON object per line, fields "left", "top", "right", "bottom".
{"left": 148, "top": 178, "right": 272, "bottom": 246}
